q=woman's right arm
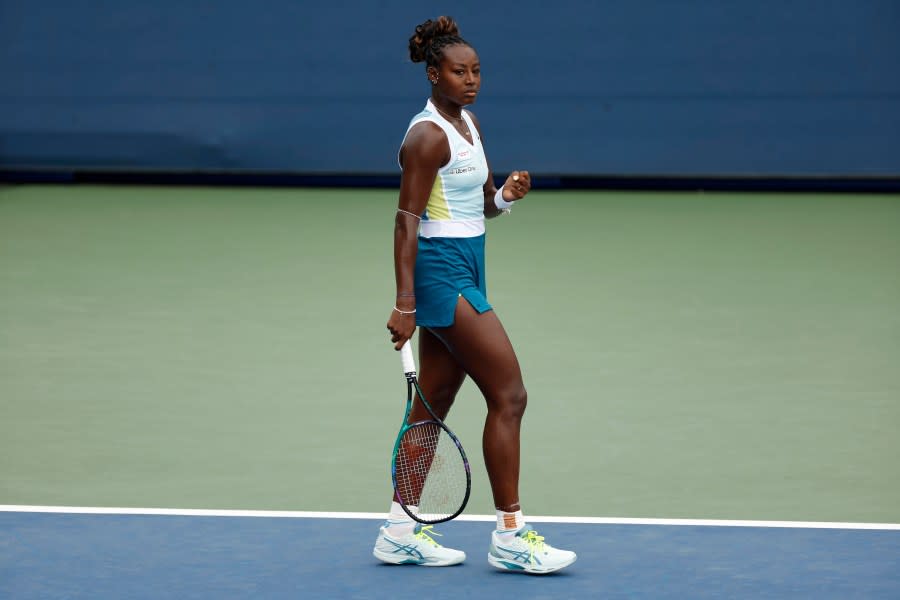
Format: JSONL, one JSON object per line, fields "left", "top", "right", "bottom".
{"left": 387, "top": 122, "right": 449, "bottom": 350}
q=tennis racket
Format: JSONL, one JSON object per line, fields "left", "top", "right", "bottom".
{"left": 390, "top": 340, "right": 471, "bottom": 524}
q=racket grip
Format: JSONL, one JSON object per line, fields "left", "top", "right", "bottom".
{"left": 400, "top": 341, "right": 417, "bottom": 376}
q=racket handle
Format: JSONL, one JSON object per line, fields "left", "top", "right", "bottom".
{"left": 400, "top": 341, "right": 417, "bottom": 376}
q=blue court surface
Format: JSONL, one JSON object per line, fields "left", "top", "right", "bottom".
{"left": 2, "top": 511, "right": 899, "bottom": 599}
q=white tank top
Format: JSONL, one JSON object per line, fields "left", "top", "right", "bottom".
{"left": 399, "top": 99, "right": 489, "bottom": 238}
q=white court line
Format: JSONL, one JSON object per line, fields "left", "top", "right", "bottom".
{"left": 2, "top": 505, "right": 899, "bottom": 530}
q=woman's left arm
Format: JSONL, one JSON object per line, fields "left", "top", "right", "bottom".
{"left": 468, "top": 111, "right": 532, "bottom": 219}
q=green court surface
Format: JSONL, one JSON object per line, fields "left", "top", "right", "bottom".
{"left": 1, "top": 184, "right": 898, "bottom": 523}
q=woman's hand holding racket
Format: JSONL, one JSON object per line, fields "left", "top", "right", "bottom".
{"left": 387, "top": 299, "right": 416, "bottom": 351}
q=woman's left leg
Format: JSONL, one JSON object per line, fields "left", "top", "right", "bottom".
{"left": 428, "top": 298, "right": 526, "bottom": 511}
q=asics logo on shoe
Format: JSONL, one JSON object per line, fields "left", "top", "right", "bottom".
{"left": 491, "top": 543, "right": 540, "bottom": 566}
{"left": 384, "top": 538, "right": 425, "bottom": 561}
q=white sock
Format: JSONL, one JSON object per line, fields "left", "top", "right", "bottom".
{"left": 496, "top": 509, "right": 525, "bottom": 535}
{"left": 384, "top": 501, "right": 416, "bottom": 537}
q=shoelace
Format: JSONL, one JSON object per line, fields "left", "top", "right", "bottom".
{"left": 414, "top": 525, "right": 443, "bottom": 547}
{"left": 521, "top": 530, "right": 546, "bottom": 561}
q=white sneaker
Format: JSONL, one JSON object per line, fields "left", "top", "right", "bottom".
{"left": 373, "top": 524, "right": 466, "bottom": 566}
{"left": 488, "top": 525, "right": 576, "bottom": 574}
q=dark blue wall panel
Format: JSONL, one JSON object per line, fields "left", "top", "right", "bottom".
{"left": 1, "top": 1, "right": 898, "bottom": 177}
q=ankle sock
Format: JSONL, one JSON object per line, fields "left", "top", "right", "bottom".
{"left": 495, "top": 509, "right": 525, "bottom": 535}
{"left": 384, "top": 501, "right": 417, "bottom": 537}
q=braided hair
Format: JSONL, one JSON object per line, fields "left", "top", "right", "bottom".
{"left": 408, "top": 16, "right": 472, "bottom": 68}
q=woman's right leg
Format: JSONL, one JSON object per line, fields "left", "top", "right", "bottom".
{"left": 411, "top": 326, "right": 467, "bottom": 422}
{"left": 372, "top": 327, "right": 469, "bottom": 567}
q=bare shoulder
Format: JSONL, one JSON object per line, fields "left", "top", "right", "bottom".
{"left": 401, "top": 120, "right": 450, "bottom": 168}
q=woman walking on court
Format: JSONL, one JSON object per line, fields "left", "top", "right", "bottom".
{"left": 373, "top": 16, "right": 576, "bottom": 574}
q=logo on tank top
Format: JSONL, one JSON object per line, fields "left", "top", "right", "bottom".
{"left": 458, "top": 149, "right": 471, "bottom": 160}
{"left": 449, "top": 166, "right": 476, "bottom": 175}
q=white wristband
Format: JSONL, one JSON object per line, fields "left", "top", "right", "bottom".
{"left": 494, "top": 188, "right": 514, "bottom": 214}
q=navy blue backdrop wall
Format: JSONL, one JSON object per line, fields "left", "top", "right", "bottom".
{"left": 1, "top": 1, "right": 898, "bottom": 180}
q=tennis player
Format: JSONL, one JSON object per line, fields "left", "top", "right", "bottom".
{"left": 374, "top": 16, "right": 576, "bottom": 574}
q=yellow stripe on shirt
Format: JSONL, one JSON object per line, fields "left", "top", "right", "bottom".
{"left": 424, "top": 175, "right": 451, "bottom": 221}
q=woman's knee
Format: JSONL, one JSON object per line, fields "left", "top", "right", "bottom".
{"left": 489, "top": 384, "right": 527, "bottom": 420}
{"left": 426, "top": 385, "right": 458, "bottom": 415}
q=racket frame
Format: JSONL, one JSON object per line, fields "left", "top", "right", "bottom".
{"left": 390, "top": 342, "right": 471, "bottom": 524}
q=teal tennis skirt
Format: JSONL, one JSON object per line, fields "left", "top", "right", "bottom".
{"left": 414, "top": 234, "right": 492, "bottom": 328}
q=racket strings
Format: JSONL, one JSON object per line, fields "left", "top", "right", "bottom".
{"left": 394, "top": 421, "right": 468, "bottom": 521}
